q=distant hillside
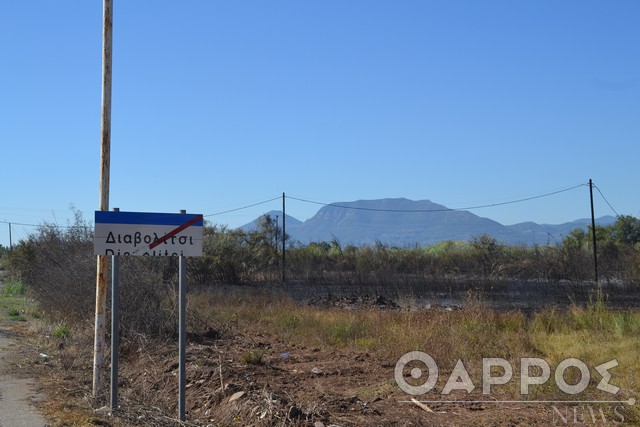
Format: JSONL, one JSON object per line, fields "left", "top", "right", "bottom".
{"left": 239, "top": 198, "right": 616, "bottom": 246}
{"left": 238, "top": 210, "right": 302, "bottom": 231}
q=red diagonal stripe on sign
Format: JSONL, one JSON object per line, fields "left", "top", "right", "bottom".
{"left": 149, "top": 214, "right": 203, "bottom": 250}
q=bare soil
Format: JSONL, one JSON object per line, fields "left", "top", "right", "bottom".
{"left": 155, "top": 332, "right": 560, "bottom": 426}
{"left": 24, "top": 321, "right": 577, "bottom": 426}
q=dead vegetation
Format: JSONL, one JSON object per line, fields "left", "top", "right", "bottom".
{"left": 6, "top": 288, "right": 633, "bottom": 426}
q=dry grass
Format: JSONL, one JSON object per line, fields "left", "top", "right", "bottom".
{"left": 20, "top": 286, "right": 640, "bottom": 425}
{"left": 187, "top": 288, "right": 640, "bottom": 418}
{"left": 189, "top": 289, "right": 532, "bottom": 359}
{"left": 529, "top": 292, "right": 640, "bottom": 421}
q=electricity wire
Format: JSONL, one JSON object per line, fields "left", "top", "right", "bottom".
{"left": 593, "top": 185, "right": 622, "bottom": 218}
{"left": 592, "top": 184, "right": 638, "bottom": 235}
{"left": 204, "top": 196, "right": 281, "bottom": 217}
{"left": 0, "top": 220, "right": 40, "bottom": 228}
{"left": 0, "top": 220, "right": 91, "bottom": 230}
{"left": 286, "top": 184, "right": 588, "bottom": 213}
{"left": 0, "top": 183, "right": 625, "bottom": 237}
{"left": 2, "top": 196, "right": 282, "bottom": 228}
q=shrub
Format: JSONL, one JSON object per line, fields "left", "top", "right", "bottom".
{"left": 7, "top": 307, "right": 21, "bottom": 317}
{"left": 118, "top": 256, "right": 181, "bottom": 338}
{"left": 1, "top": 280, "right": 25, "bottom": 296}
{"left": 53, "top": 322, "right": 72, "bottom": 340}
{"left": 5, "top": 210, "right": 181, "bottom": 338}
{"left": 5, "top": 211, "right": 95, "bottom": 321}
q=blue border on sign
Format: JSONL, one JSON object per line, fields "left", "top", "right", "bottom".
{"left": 95, "top": 211, "right": 204, "bottom": 226}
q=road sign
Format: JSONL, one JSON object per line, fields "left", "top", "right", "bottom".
{"left": 94, "top": 211, "right": 203, "bottom": 257}
{"left": 97, "top": 211, "right": 203, "bottom": 420}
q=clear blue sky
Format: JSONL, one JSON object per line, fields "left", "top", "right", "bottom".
{"left": 1, "top": 1, "right": 638, "bottom": 247}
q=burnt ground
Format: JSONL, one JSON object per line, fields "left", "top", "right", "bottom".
{"left": 21, "top": 320, "right": 625, "bottom": 426}
{"left": 32, "top": 330, "right": 566, "bottom": 426}
{"left": 156, "top": 333, "right": 563, "bottom": 426}
{"left": 3, "top": 290, "right": 634, "bottom": 426}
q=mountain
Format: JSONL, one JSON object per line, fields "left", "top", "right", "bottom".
{"left": 239, "top": 198, "right": 616, "bottom": 246}
{"left": 238, "top": 210, "right": 302, "bottom": 232}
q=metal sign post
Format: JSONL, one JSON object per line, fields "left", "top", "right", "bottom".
{"left": 177, "top": 208, "right": 188, "bottom": 421}
{"left": 179, "top": 253, "right": 187, "bottom": 420}
{"left": 110, "top": 253, "right": 120, "bottom": 411}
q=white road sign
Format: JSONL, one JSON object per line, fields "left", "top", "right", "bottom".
{"left": 94, "top": 211, "right": 204, "bottom": 257}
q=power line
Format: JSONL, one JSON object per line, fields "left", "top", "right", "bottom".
{"left": 0, "top": 220, "right": 38, "bottom": 228}
{"left": 593, "top": 185, "right": 622, "bottom": 218}
{"left": 0, "top": 220, "right": 92, "bottom": 230}
{"left": 591, "top": 183, "right": 640, "bottom": 237}
{"left": 0, "top": 183, "right": 621, "bottom": 236}
{"left": 286, "top": 184, "right": 588, "bottom": 213}
{"left": 204, "top": 196, "right": 281, "bottom": 217}
{"left": 2, "top": 196, "right": 284, "bottom": 231}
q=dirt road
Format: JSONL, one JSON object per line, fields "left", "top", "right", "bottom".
{"left": 0, "top": 273, "right": 49, "bottom": 427}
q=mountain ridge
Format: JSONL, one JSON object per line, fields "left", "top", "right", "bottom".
{"left": 239, "top": 198, "right": 616, "bottom": 246}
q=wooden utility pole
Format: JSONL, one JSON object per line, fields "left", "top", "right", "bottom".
{"left": 94, "top": 0, "right": 113, "bottom": 399}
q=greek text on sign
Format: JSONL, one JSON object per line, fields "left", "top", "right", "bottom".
{"left": 94, "top": 211, "right": 204, "bottom": 257}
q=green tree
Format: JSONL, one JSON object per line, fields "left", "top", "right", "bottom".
{"left": 189, "top": 224, "right": 249, "bottom": 284}
{"left": 563, "top": 228, "right": 589, "bottom": 250}
{"left": 611, "top": 215, "right": 640, "bottom": 245}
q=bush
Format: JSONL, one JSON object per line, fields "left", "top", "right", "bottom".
{"left": 5, "top": 211, "right": 95, "bottom": 321}
{"left": 53, "top": 322, "right": 72, "bottom": 340}
{"left": 1, "top": 280, "right": 26, "bottom": 296}
{"left": 5, "top": 210, "right": 180, "bottom": 338}
{"left": 118, "top": 256, "right": 180, "bottom": 338}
